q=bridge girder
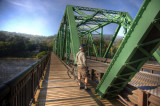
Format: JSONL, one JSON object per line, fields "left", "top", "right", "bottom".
{"left": 95, "top": 0, "right": 160, "bottom": 98}
{"left": 53, "top": 1, "right": 160, "bottom": 98}
{"left": 53, "top": 5, "right": 133, "bottom": 64}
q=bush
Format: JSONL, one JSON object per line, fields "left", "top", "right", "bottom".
{"left": 36, "top": 51, "right": 48, "bottom": 59}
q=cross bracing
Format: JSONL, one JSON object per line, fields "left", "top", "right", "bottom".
{"left": 53, "top": 5, "right": 133, "bottom": 63}
{"left": 53, "top": 0, "right": 160, "bottom": 98}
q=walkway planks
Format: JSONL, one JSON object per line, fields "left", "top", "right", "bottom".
{"left": 36, "top": 53, "right": 123, "bottom": 106}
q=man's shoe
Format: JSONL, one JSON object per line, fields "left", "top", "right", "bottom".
{"left": 79, "top": 86, "right": 84, "bottom": 89}
{"left": 84, "top": 87, "right": 90, "bottom": 91}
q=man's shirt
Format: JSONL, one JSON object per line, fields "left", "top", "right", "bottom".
{"left": 76, "top": 51, "right": 87, "bottom": 68}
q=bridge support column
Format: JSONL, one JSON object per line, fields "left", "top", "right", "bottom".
{"left": 89, "top": 33, "right": 98, "bottom": 57}
{"left": 103, "top": 25, "right": 121, "bottom": 58}
{"left": 100, "top": 27, "right": 103, "bottom": 57}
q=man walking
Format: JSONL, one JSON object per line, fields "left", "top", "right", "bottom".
{"left": 76, "top": 44, "right": 89, "bottom": 90}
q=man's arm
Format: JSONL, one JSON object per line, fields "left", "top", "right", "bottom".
{"left": 75, "top": 53, "right": 78, "bottom": 64}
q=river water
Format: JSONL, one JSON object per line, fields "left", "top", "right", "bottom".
{"left": 0, "top": 59, "right": 37, "bottom": 83}
{"left": 0, "top": 59, "right": 159, "bottom": 84}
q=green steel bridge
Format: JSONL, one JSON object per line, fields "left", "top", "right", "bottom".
{"left": 53, "top": 0, "right": 160, "bottom": 98}
{"left": 0, "top": 0, "right": 160, "bottom": 105}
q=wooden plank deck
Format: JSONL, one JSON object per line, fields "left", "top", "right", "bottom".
{"left": 35, "top": 53, "right": 124, "bottom": 106}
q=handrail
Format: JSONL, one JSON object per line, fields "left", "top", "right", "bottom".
{"left": 67, "top": 55, "right": 160, "bottom": 73}
{"left": 88, "top": 56, "right": 160, "bottom": 73}
{"left": 141, "top": 64, "right": 160, "bottom": 73}
{"left": 0, "top": 53, "right": 51, "bottom": 106}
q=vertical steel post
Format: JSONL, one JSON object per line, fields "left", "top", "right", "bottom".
{"left": 100, "top": 27, "right": 103, "bottom": 57}
{"left": 66, "top": 23, "right": 70, "bottom": 65}
{"left": 89, "top": 33, "right": 98, "bottom": 57}
{"left": 55, "top": 40, "right": 57, "bottom": 54}
{"left": 86, "top": 35, "right": 91, "bottom": 56}
{"left": 59, "top": 29, "right": 62, "bottom": 59}
{"left": 61, "top": 25, "right": 65, "bottom": 60}
{"left": 56, "top": 35, "right": 59, "bottom": 56}
{"left": 59, "top": 31, "right": 62, "bottom": 59}
{"left": 103, "top": 25, "right": 121, "bottom": 58}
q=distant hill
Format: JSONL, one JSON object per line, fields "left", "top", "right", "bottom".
{"left": 0, "top": 31, "right": 56, "bottom": 44}
{"left": 0, "top": 31, "right": 56, "bottom": 57}
{"left": 91, "top": 34, "right": 123, "bottom": 41}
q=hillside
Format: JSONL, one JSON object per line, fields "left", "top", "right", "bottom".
{"left": 0, "top": 31, "right": 56, "bottom": 57}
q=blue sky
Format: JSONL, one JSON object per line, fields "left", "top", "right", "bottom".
{"left": 0, "top": 0, "right": 143, "bottom": 36}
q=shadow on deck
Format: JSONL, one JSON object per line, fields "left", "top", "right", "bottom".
{"left": 34, "top": 53, "right": 124, "bottom": 106}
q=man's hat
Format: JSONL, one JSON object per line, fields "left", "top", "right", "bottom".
{"left": 79, "top": 44, "right": 86, "bottom": 49}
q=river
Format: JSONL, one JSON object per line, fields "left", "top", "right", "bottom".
{"left": 0, "top": 59, "right": 37, "bottom": 83}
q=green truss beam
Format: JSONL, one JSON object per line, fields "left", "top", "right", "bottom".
{"left": 95, "top": 0, "right": 160, "bottom": 98}
{"left": 67, "top": 5, "right": 80, "bottom": 61}
{"left": 103, "top": 25, "right": 121, "bottom": 58}
{"left": 100, "top": 27, "right": 103, "bottom": 57}
{"left": 89, "top": 33, "right": 98, "bottom": 57}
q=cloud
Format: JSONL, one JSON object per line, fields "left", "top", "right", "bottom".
{"left": 1, "top": 0, "right": 144, "bottom": 36}
{"left": 6, "top": 0, "right": 32, "bottom": 9}
{"left": 100, "top": 0, "right": 143, "bottom": 18}
{"left": 128, "top": 0, "right": 143, "bottom": 8}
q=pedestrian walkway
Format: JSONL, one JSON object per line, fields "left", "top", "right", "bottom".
{"left": 36, "top": 53, "right": 123, "bottom": 106}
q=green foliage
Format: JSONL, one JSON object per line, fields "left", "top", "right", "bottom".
{"left": 39, "top": 36, "right": 55, "bottom": 51}
{"left": 36, "top": 51, "right": 48, "bottom": 59}
{"left": 0, "top": 31, "right": 37, "bottom": 57}
{"left": 0, "top": 31, "right": 56, "bottom": 58}
{"left": 82, "top": 35, "right": 123, "bottom": 58}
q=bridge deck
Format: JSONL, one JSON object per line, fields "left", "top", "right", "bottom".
{"left": 36, "top": 53, "right": 123, "bottom": 106}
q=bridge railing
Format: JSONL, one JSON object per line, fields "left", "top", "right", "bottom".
{"left": 0, "top": 53, "right": 50, "bottom": 106}
{"left": 66, "top": 54, "right": 160, "bottom": 74}
{"left": 86, "top": 57, "right": 160, "bottom": 106}
{"left": 141, "top": 64, "right": 160, "bottom": 74}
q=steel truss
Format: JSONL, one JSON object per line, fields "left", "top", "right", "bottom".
{"left": 53, "top": 0, "right": 160, "bottom": 98}
{"left": 53, "top": 5, "right": 133, "bottom": 64}
{"left": 95, "top": 0, "right": 160, "bottom": 98}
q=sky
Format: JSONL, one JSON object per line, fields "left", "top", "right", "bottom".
{"left": 0, "top": 0, "right": 144, "bottom": 36}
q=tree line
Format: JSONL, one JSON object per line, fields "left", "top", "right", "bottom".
{"left": 80, "top": 35, "right": 123, "bottom": 58}
{"left": 0, "top": 31, "right": 55, "bottom": 58}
